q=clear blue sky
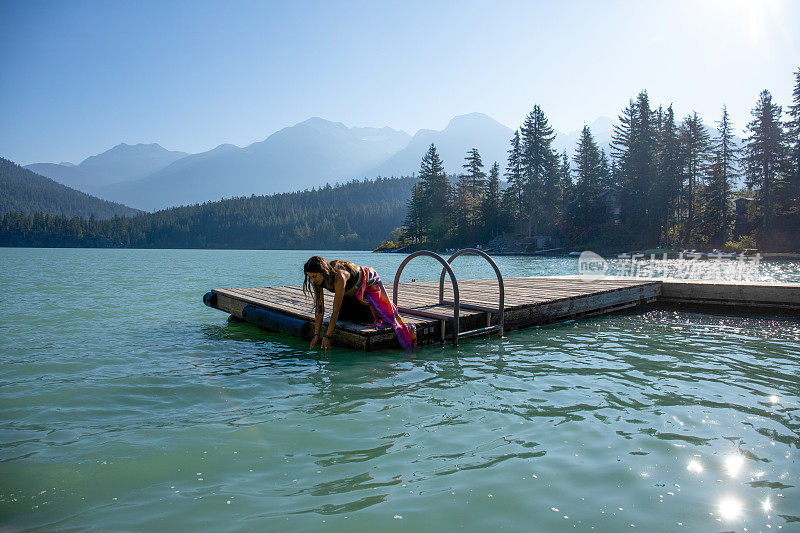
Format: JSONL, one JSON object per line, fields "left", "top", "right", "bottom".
{"left": 1, "top": 0, "right": 798, "bottom": 165}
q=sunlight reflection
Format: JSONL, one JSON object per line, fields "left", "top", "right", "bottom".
{"left": 762, "top": 497, "right": 771, "bottom": 512}
{"left": 769, "top": 395, "right": 779, "bottom": 404}
{"left": 687, "top": 459, "right": 703, "bottom": 473}
{"left": 724, "top": 454, "right": 745, "bottom": 477}
{"left": 718, "top": 497, "right": 743, "bottom": 520}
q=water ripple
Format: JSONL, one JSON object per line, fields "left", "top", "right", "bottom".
{"left": 1, "top": 249, "right": 798, "bottom": 531}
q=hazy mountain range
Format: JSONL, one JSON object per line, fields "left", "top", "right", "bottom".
{"left": 26, "top": 143, "right": 188, "bottom": 193}
{"left": 22, "top": 113, "right": 637, "bottom": 211}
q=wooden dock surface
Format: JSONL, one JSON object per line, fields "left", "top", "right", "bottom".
{"left": 206, "top": 277, "right": 661, "bottom": 351}
{"left": 205, "top": 276, "right": 800, "bottom": 350}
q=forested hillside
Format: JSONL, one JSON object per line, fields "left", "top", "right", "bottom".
{"left": 0, "top": 176, "right": 415, "bottom": 249}
{"left": 0, "top": 158, "right": 140, "bottom": 219}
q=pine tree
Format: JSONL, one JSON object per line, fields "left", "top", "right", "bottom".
{"left": 703, "top": 106, "right": 739, "bottom": 246}
{"left": 654, "top": 105, "right": 682, "bottom": 246}
{"left": 784, "top": 68, "right": 800, "bottom": 217}
{"left": 455, "top": 148, "right": 487, "bottom": 241}
{"left": 611, "top": 92, "right": 658, "bottom": 244}
{"left": 463, "top": 148, "right": 487, "bottom": 198}
{"left": 574, "top": 126, "right": 603, "bottom": 188}
{"left": 557, "top": 150, "right": 572, "bottom": 235}
{"left": 418, "top": 143, "right": 451, "bottom": 246}
{"left": 744, "top": 90, "right": 785, "bottom": 244}
{"left": 504, "top": 130, "right": 524, "bottom": 232}
{"left": 481, "top": 162, "right": 502, "bottom": 239}
{"left": 453, "top": 174, "right": 471, "bottom": 240}
{"left": 679, "top": 112, "right": 711, "bottom": 246}
{"left": 702, "top": 154, "right": 728, "bottom": 247}
{"left": 570, "top": 125, "right": 605, "bottom": 242}
{"left": 599, "top": 149, "right": 611, "bottom": 189}
{"left": 403, "top": 181, "right": 425, "bottom": 244}
{"left": 519, "top": 105, "right": 559, "bottom": 236}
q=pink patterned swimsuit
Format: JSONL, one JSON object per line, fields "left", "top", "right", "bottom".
{"left": 355, "top": 266, "right": 416, "bottom": 350}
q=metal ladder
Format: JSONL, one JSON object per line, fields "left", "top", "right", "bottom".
{"left": 392, "top": 248, "right": 505, "bottom": 347}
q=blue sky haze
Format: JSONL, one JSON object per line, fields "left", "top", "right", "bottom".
{"left": 1, "top": 0, "right": 797, "bottom": 165}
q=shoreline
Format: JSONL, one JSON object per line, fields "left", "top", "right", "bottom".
{"left": 2, "top": 245, "right": 799, "bottom": 261}
{"left": 375, "top": 249, "right": 800, "bottom": 261}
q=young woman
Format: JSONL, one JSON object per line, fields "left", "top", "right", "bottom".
{"left": 302, "top": 256, "right": 416, "bottom": 350}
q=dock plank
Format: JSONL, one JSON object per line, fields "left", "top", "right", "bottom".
{"left": 207, "top": 276, "right": 665, "bottom": 350}
{"left": 205, "top": 275, "right": 795, "bottom": 351}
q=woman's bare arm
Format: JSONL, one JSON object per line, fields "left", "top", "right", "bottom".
{"left": 310, "top": 287, "right": 324, "bottom": 348}
{"left": 324, "top": 271, "right": 348, "bottom": 341}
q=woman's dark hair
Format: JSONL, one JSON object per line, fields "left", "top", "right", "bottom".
{"left": 302, "top": 256, "right": 360, "bottom": 312}
{"left": 303, "top": 256, "right": 334, "bottom": 312}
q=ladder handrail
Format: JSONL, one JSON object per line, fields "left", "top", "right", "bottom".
{"left": 393, "top": 250, "right": 461, "bottom": 346}
{"left": 438, "top": 248, "right": 504, "bottom": 337}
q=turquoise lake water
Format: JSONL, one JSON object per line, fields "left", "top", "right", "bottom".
{"left": 1, "top": 248, "right": 798, "bottom": 531}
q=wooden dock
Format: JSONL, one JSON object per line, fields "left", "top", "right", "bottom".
{"left": 204, "top": 276, "right": 663, "bottom": 351}
{"left": 204, "top": 244, "right": 799, "bottom": 351}
{"left": 204, "top": 271, "right": 800, "bottom": 351}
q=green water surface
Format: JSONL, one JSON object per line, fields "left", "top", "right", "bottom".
{"left": 1, "top": 249, "right": 798, "bottom": 531}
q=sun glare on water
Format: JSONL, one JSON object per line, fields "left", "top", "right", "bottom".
{"left": 723, "top": 454, "right": 745, "bottom": 477}
{"left": 686, "top": 459, "right": 703, "bottom": 473}
{"left": 762, "top": 497, "right": 772, "bottom": 512}
{"left": 718, "top": 497, "right": 743, "bottom": 521}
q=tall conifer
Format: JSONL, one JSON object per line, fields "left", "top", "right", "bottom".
{"left": 784, "top": 69, "right": 800, "bottom": 217}
{"left": 679, "top": 112, "right": 711, "bottom": 246}
{"left": 612, "top": 92, "right": 658, "bottom": 243}
{"left": 481, "top": 162, "right": 502, "bottom": 239}
{"left": 403, "top": 181, "right": 425, "bottom": 244}
{"left": 654, "top": 105, "right": 682, "bottom": 244}
{"left": 571, "top": 126, "right": 605, "bottom": 241}
{"left": 504, "top": 130, "right": 524, "bottom": 232}
{"left": 463, "top": 148, "right": 487, "bottom": 197}
{"left": 744, "top": 90, "right": 785, "bottom": 242}
{"left": 519, "top": 105, "right": 558, "bottom": 236}
{"left": 418, "top": 143, "right": 451, "bottom": 246}
{"left": 704, "top": 106, "right": 739, "bottom": 245}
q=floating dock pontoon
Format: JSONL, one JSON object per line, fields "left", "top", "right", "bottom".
{"left": 203, "top": 249, "right": 800, "bottom": 351}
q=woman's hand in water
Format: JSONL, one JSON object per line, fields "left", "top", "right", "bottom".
{"left": 321, "top": 336, "right": 332, "bottom": 350}
{"left": 310, "top": 334, "right": 320, "bottom": 349}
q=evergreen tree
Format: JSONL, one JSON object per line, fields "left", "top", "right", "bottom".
{"left": 703, "top": 106, "right": 739, "bottom": 246}
{"left": 453, "top": 174, "right": 471, "bottom": 239}
{"left": 519, "top": 105, "right": 559, "bottom": 236}
{"left": 611, "top": 92, "right": 658, "bottom": 244}
{"left": 463, "top": 148, "right": 487, "bottom": 197}
{"left": 574, "top": 126, "right": 603, "bottom": 187}
{"left": 481, "top": 162, "right": 502, "bottom": 239}
{"left": 679, "top": 112, "right": 711, "bottom": 246}
{"left": 403, "top": 181, "right": 425, "bottom": 244}
{"left": 744, "top": 90, "right": 785, "bottom": 243}
{"left": 702, "top": 154, "right": 728, "bottom": 247}
{"left": 599, "top": 149, "right": 612, "bottom": 189}
{"left": 557, "top": 150, "right": 572, "bottom": 235}
{"left": 454, "top": 148, "right": 487, "bottom": 241}
{"left": 653, "top": 105, "right": 682, "bottom": 246}
{"left": 418, "top": 143, "right": 451, "bottom": 246}
{"left": 784, "top": 68, "right": 800, "bottom": 217}
{"left": 570, "top": 126, "right": 606, "bottom": 242}
{"left": 504, "top": 130, "right": 524, "bottom": 232}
